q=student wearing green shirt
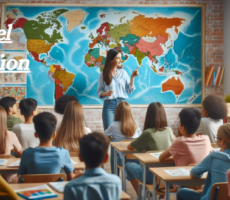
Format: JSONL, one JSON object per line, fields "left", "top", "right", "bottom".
{"left": 126, "top": 102, "right": 175, "bottom": 195}
{"left": 0, "top": 97, "right": 23, "bottom": 131}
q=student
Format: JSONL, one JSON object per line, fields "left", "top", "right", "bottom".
{"left": 55, "top": 101, "right": 91, "bottom": 151}
{"left": 54, "top": 95, "right": 78, "bottom": 131}
{"left": 13, "top": 98, "right": 39, "bottom": 149}
{"left": 227, "top": 169, "right": 230, "bottom": 196}
{"left": 64, "top": 132, "right": 121, "bottom": 200}
{"left": 177, "top": 124, "right": 230, "bottom": 200}
{"left": 195, "top": 95, "right": 227, "bottom": 143}
{"left": 125, "top": 102, "right": 174, "bottom": 195}
{"left": 0, "top": 175, "right": 18, "bottom": 200}
{"left": 159, "top": 108, "right": 213, "bottom": 166}
{"left": 18, "top": 112, "right": 82, "bottom": 180}
{"left": 0, "top": 97, "right": 23, "bottom": 131}
{"left": 104, "top": 101, "right": 141, "bottom": 174}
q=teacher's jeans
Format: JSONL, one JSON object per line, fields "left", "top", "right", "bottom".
{"left": 102, "top": 98, "right": 125, "bottom": 174}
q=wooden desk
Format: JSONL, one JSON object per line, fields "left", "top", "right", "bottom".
{"left": 10, "top": 183, "right": 130, "bottom": 200}
{"left": 149, "top": 166, "right": 206, "bottom": 200}
{"left": 134, "top": 152, "right": 175, "bottom": 200}
{"left": 0, "top": 157, "right": 85, "bottom": 174}
{"left": 110, "top": 142, "right": 145, "bottom": 192}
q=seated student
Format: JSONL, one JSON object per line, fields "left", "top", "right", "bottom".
{"left": 195, "top": 95, "right": 227, "bottom": 143}
{"left": 104, "top": 101, "right": 141, "bottom": 174}
{"left": 18, "top": 112, "right": 82, "bottom": 180}
{"left": 54, "top": 101, "right": 91, "bottom": 151}
{"left": 13, "top": 98, "right": 39, "bottom": 149}
{"left": 64, "top": 132, "right": 121, "bottom": 200}
{"left": 159, "top": 108, "right": 213, "bottom": 166}
{"left": 0, "top": 97, "right": 23, "bottom": 131}
{"left": 0, "top": 105, "right": 22, "bottom": 183}
{"left": 0, "top": 175, "right": 18, "bottom": 200}
{"left": 125, "top": 102, "right": 174, "bottom": 195}
{"left": 227, "top": 169, "right": 230, "bottom": 196}
{"left": 177, "top": 123, "right": 230, "bottom": 200}
{"left": 54, "top": 95, "right": 78, "bottom": 130}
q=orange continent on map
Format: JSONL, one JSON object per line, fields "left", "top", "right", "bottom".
{"left": 162, "top": 77, "right": 184, "bottom": 96}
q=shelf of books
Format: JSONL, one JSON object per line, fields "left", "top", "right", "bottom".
{"left": 205, "top": 66, "right": 224, "bottom": 87}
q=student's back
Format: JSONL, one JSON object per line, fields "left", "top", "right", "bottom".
{"left": 195, "top": 95, "right": 227, "bottom": 143}
{"left": 18, "top": 146, "right": 73, "bottom": 174}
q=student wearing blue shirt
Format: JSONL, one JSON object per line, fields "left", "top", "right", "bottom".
{"left": 18, "top": 112, "right": 82, "bottom": 180}
{"left": 97, "top": 48, "right": 139, "bottom": 130}
{"left": 64, "top": 132, "right": 121, "bottom": 200}
{"left": 177, "top": 123, "right": 230, "bottom": 200}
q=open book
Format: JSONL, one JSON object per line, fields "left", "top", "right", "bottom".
{"left": 48, "top": 182, "right": 69, "bottom": 193}
{"left": 0, "top": 159, "right": 8, "bottom": 166}
{"left": 15, "top": 184, "right": 58, "bottom": 199}
{"left": 164, "top": 168, "right": 191, "bottom": 176}
{"left": 149, "top": 152, "right": 162, "bottom": 159}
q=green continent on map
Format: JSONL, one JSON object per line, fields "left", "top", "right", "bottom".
{"left": 120, "top": 34, "right": 140, "bottom": 46}
{"left": 89, "top": 48, "right": 100, "bottom": 59}
{"left": 23, "top": 9, "right": 68, "bottom": 43}
{"left": 134, "top": 48, "right": 146, "bottom": 65}
{"left": 108, "top": 23, "right": 131, "bottom": 44}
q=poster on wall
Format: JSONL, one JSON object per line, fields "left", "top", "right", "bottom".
{"left": 1, "top": 4, "right": 205, "bottom": 107}
{"left": 0, "top": 86, "right": 26, "bottom": 102}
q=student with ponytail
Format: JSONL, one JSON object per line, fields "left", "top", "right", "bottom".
{"left": 177, "top": 123, "right": 230, "bottom": 200}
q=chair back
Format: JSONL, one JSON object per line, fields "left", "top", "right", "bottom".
{"left": 18, "top": 173, "right": 67, "bottom": 183}
{"left": 68, "top": 150, "right": 80, "bottom": 157}
{"left": 0, "top": 154, "right": 15, "bottom": 158}
{"left": 210, "top": 182, "right": 230, "bottom": 200}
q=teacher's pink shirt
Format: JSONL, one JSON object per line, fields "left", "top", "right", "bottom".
{"left": 168, "top": 135, "right": 212, "bottom": 166}
{"left": 227, "top": 169, "right": 230, "bottom": 196}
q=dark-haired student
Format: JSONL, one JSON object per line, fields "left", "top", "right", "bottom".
{"left": 0, "top": 97, "right": 23, "bottom": 131}
{"left": 18, "top": 112, "right": 82, "bottom": 180}
{"left": 159, "top": 108, "right": 213, "bottom": 166}
{"left": 195, "top": 95, "right": 227, "bottom": 143}
{"left": 13, "top": 98, "right": 39, "bottom": 149}
{"left": 54, "top": 95, "right": 78, "bottom": 131}
{"left": 177, "top": 124, "right": 230, "bottom": 200}
{"left": 64, "top": 132, "right": 121, "bottom": 200}
{"left": 125, "top": 102, "right": 174, "bottom": 195}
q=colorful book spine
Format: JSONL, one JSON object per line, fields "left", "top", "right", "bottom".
{"left": 212, "top": 71, "right": 216, "bottom": 87}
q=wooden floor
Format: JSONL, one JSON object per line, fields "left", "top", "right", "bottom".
{"left": 104, "top": 153, "right": 177, "bottom": 200}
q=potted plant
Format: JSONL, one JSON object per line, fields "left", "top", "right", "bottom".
{"left": 224, "top": 94, "right": 230, "bottom": 117}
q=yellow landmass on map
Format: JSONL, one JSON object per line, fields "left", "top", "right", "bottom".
{"left": 49, "top": 65, "right": 56, "bottom": 74}
{"left": 62, "top": 10, "right": 86, "bottom": 32}
{"left": 129, "top": 14, "right": 185, "bottom": 40}
{"left": 13, "top": 56, "right": 24, "bottom": 61}
{"left": 27, "top": 39, "right": 54, "bottom": 55}
{"left": 52, "top": 70, "right": 75, "bottom": 92}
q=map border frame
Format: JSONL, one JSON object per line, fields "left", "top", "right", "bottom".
{"left": 1, "top": 3, "right": 205, "bottom": 108}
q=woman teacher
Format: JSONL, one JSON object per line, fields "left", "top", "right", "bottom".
{"left": 97, "top": 48, "right": 139, "bottom": 130}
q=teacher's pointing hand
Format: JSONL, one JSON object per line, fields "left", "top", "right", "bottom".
{"left": 131, "top": 67, "right": 139, "bottom": 78}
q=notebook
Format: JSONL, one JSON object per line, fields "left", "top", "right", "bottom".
{"left": 8, "top": 159, "right": 21, "bottom": 167}
{"left": 149, "top": 152, "right": 162, "bottom": 158}
{"left": 48, "top": 182, "right": 68, "bottom": 193}
{"left": 71, "top": 159, "right": 77, "bottom": 165}
{"left": 0, "top": 159, "right": 7, "bottom": 166}
{"left": 164, "top": 168, "right": 191, "bottom": 176}
{"left": 15, "top": 184, "right": 58, "bottom": 199}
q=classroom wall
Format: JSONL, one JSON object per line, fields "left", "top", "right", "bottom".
{"left": 224, "top": 0, "right": 230, "bottom": 95}
{"left": 0, "top": 0, "right": 224, "bottom": 134}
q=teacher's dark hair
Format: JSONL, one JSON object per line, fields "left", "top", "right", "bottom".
{"left": 143, "top": 102, "right": 167, "bottom": 132}
{"left": 103, "top": 48, "right": 120, "bottom": 86}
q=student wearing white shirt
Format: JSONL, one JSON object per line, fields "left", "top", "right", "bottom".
{"left": 13, "top": 98, "right": 39, "bottom": 149}
{"left": 104, "top": 101, "right": 141, "bottom": 174}
{"left": 195, "top": 95, "right": 227, "bottom": 143}
{"left": 54, "top": 101, "right": 91, "bottom": 151}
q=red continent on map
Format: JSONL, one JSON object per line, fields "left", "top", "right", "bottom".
{"left": 4, "top": 17, "right": 27, "bottom": 29}
{"left": 136, "top": 34, "right": 167, "bottom": 56}
{"left": 97, "top": 22, "right": 109, "bottom": 35}
{"left": 162, "top": 77, "right": 184, "bottom": 96}
{"left": 29, "top": 51, "right": 44, "bottom": 63}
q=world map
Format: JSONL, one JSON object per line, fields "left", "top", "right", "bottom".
{"left": 3, "top": 6, "right": 203, "bottom": 105}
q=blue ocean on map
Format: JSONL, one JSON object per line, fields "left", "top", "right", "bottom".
{"left": 5, "top": 6, "right": 203, "bottom": 105}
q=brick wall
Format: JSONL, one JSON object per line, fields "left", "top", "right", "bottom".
{"left": 0, "top": 0, "right": 224, "bottom": 134}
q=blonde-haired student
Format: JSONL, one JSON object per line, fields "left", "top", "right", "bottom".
{"left": 177, "top": 124, "right": 230, "bottom": 200}
{"left": 159, "top": 108, "right": 212, "bottom": 166}
{"left": 54, "top": 101, "right": 91, "bottom": 151}
{"left": 0, "top": 105, "right": 23, "bottom": 183}
{"left": 125, "top": 102, "right": 174, "bottom": 195}
{"left": 195, "top": 95, "right": 227, "bottom": 143}
{"left": 104, "top": 101, "right": 141, "bottom": 174}
{"left": 0, "top": 175, "right": 18, "bottom": 200}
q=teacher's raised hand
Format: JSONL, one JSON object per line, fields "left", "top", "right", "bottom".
{"left": 131, "top": 67, "right": 139, "bottom": 78}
